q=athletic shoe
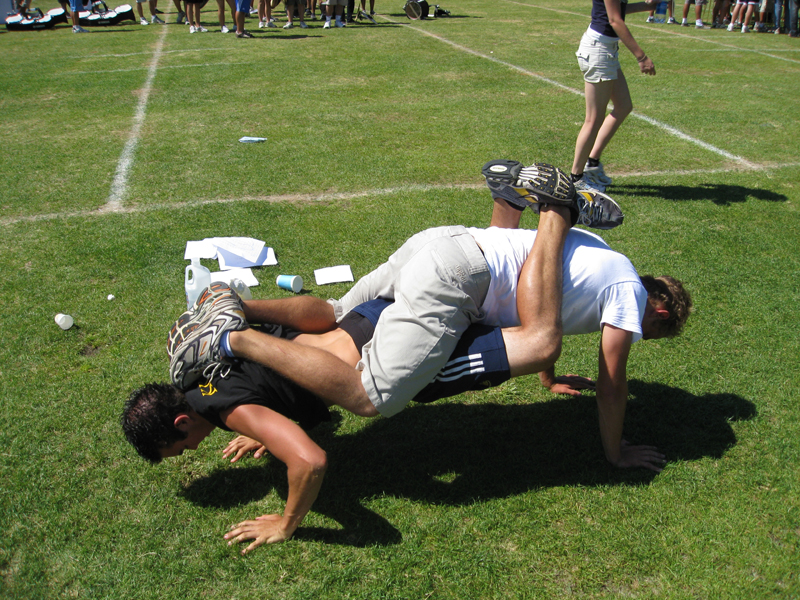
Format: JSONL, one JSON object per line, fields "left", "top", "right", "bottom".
{"left": 727, "top": 23, "right": 735, "bottom": 31}
{"left": 283, "top": 21, "right": 293, "bottom": 28}
{"left": 197, "top": 25, "right": 208, "bottom": 31}
{"left": 266, "top": 19, "right": 276, "bottom": 27}
{"left": 645, "top": 15, "right": 654, "bottom": 23}
{"left": 151, "top": 15, "right": 164, "bottom": 23}
{"left": 583, "top": 161, "right": 612, "bottom": 186}
{"left": 574, "top": 174, "right": 605, "bottom": 194}
{"left": 258, "top": 19, "right": 265, "bottom": 27}
{"left": 176, "top": 10, "right": 185, "bottom": 23}
{"left": 774, "top": 27, "right": 781, "bottom": 34}
{"left": 336, "top": 19, "right": 345, "bottom": 26}
{"left": 667, "top": 17, "right": 676, "bottom": 24}
{"left": 249, "top": 7, "right": 258, "bottom": 15}
{"left": 741, "top": 25, "right": 749, "bottom": 32}
{"left": 299, "top": 20, "right": 308, "bottom": 27}
{"left": 221, "top": 24, "right": 230, "bottom": 32}
{"left": 189, "top": 25, "right": 196, "bottom": 32}
{"left": 360, "top": 9, "right": 376, "bottom": 23}
{"left": 140, "top": 17, "right": 148, "bottom": 25}
{"left": 482, "top": 160, "right": 575, "bottom": 209}
{"left": 681, "top": 21, "right": 689, "bottom": 26}
{"left": 305, "top": 8, "right": 311, "bottom": 15}
{"left": 323, "top": 19, "right": 330, "bottom": 27}
{"left": 574, "top": 190, "right": 624, "bottom": 230}
{"left": 72, "top": 24, "right": 89, "bottom": 32}
{"left": 696, "top": 21, "right": 705, "bottom": 28}
{"left": 236, "top": 29, "right": 254, "bottom": 37}
{"left": 168, "top": 283, "right": 248, "bottom": 390}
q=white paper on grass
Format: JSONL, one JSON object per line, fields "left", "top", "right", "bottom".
{"left": 217, "top": 245, "right": 277, "bottom": 270}
{"left": 210, "top": 267, "right": 260, "bottom": 287}
{"left": 207, "top": 237, "right": 266, "bottom": 264}
{"left": 314, "top": 265, "right": 354, "bottom": 285}
{"left": 184, "top": 240, "right": 218, "bottom": 260}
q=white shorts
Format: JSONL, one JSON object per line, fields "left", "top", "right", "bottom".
{"left": 330, "top": 226, "right": 490, "bottom": 417}
{"left": 576, "top": 30, "right": 620, "bottom": 84}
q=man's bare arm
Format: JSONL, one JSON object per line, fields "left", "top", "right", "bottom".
{"left": 220, "top": 403, "right": 328, "bottom": 553}
{"left": 596, "top": 325, "right": 664, "bottom": 471}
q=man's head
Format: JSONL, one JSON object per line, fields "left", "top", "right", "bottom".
{"left": 640, "top": 275, "right": 693, "bottom": 339}
{"left": 121, "top": 383, "right": 211, "bottom": 464}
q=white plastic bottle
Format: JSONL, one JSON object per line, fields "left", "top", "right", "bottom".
{"left": 185, "top": 258, "right": 211, "bottom": 309}
{"left": 655, "top": 1, "right": 667, "bottom": 22}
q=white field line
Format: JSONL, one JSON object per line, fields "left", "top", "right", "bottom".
{"left": 392, "top": 18, "right": 758, "bottom": 168}
{"left": 66, "top": 47, "right": 230, "bottom": 59}
{"left": 104, "top": 25, "right": 168, "bottom": 211}
{"left": 502, "top": 1, "right": 800, "bottom": 65}
{"left": 69, "top": 62, "right": 253, "bottom": 76}
{"left": 3, "top": 162, "right": 798, "bottom": 227}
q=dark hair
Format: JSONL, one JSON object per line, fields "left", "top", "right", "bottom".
{"left": 121, "top": 383, "right": 189, "bottom": 464}
{"left": 640, "top": 275, "right": 693, "bottom": 338}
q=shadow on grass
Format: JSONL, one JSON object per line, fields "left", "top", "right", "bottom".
{"left": 613, "top": 183, "right": 787, "bottom": 206}
{"left": 181, "top": 380, "right": 755, "bottom": 546}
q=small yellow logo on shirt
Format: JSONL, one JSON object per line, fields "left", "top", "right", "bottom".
{"left": 199, "top": 382, "right": 217, "bottom": 396}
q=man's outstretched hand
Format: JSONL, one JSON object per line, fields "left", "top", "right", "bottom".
{"left": 224, "top": 515, "right": 294, "bottom": 554}
{"left": 613, "top": 439, "right": 666, "bottom": 472}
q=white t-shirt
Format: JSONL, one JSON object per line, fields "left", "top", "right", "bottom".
{"left": 468, "top": 227, "right": 647, "bottom": 343}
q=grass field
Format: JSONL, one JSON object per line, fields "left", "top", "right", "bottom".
{"left": 1, "top": 1, "right": 799, "bottom": 598}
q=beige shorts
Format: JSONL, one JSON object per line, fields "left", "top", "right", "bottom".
{"left": 330, "top": 226, "right": 490, "bottom": 417}
{"left": 576, "top": 32, "right": 620, "bottom": 84}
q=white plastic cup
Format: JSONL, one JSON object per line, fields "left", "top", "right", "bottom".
{"left": 55, "top": 313, "right": 74, "bottom": 330}
{"left": 276, "top": 275, "right": 303, "bottom": 293}
{"left": 230, "top": 278, "right": 253, "bottom": 300}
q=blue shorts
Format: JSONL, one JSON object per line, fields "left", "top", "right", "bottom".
{"left": 341, "top": 299, "right": 511, "bottom": 404}
{"left": 236, "top": 0, "right": 251, "bottom": 12}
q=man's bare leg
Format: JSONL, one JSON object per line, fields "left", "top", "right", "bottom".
{"left": 499, "top": 205, "right": 570, "bottom": 377}
{"left": 242, "top": 296, "right": 337, "bottom": 333}
{"left": 490, "top": 198, "right": 524, "bottom": 229}
{"left": 228, "top": 328, "right": 378, "bottom": 417}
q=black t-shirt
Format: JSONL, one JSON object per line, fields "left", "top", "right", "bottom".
{"left": 184, "top": 324, "right": 331, "bottom": 431}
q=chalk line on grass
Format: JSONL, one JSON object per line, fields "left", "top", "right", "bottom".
{"left": 3, "top": 162, "right": 797, "bottom": 228}
{"left": 104, "top": 25, "right": 168, "bottom": 212}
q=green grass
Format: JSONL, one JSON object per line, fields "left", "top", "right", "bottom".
{"left": 1, "top": 1, "right": 799, "bottom": 598}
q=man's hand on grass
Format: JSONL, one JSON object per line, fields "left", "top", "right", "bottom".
{"left": 222, "top": 435, "right": 267, "bottom": 463}
{"left": 224, "top": 515, "right": 294, "bottom": 554}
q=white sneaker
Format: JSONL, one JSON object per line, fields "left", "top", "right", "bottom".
{"left": 140, "top": 17, "right": 148, "bottom": 25}
{"left": 197, "top": 25, "right": 208, "bottom": 32}
{"left": 189, "top": 25, "right": 196, "bottom": 32}
{"left": 258, "top": 19, "right": 265, "bottom": 27}
{"left": 151, "top": 15, "right": 165, "bottom": 23}
{"left": 727, "top": 23, "right": 735, "bottom": 31}
{"left": 741, "top": 25, "right": 749, "bottom": 32}
{"left": 574, "top": 174, "right": 605, "bottom": 194}
{"left": 221, "top": 24, "right": 229, "bottom": 32}
{"left": 72, "top": 24, "right": 89, "bottom": 32}
{"left": 249, "top": 7, "right": 257, "bottom": 14}
{"left": 583, "top": 161, "right": 612, "bottom": 186}
{"left": 266, "top": 20, "right": 276, "bottom": 27}
{"left": 645, "top": 15, "right": 654, "bottom": 23}
{"left": 283, "top": 21, "right": 293, "bottom": 28}
{"left": 667, "top": 17, "right": 676, "bottom": 24}
{"left": 323, "top": 19, "right": 330, "bottom": 28}
{"left": 299, "top": 21, "right": 308, "bottom": 28}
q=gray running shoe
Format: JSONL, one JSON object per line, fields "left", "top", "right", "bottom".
{"left": 482, "top": 160, "right": 576, "bottom": 209}
{"left": 574, "top": 190, "right": 624, "bottom": 230}
{"left": 168, "top": 282, "right": 248, "bottom": 390}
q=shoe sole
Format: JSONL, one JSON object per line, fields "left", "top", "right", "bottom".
{"left": 482, "top": 159, "right": 575, "bottom": 209}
